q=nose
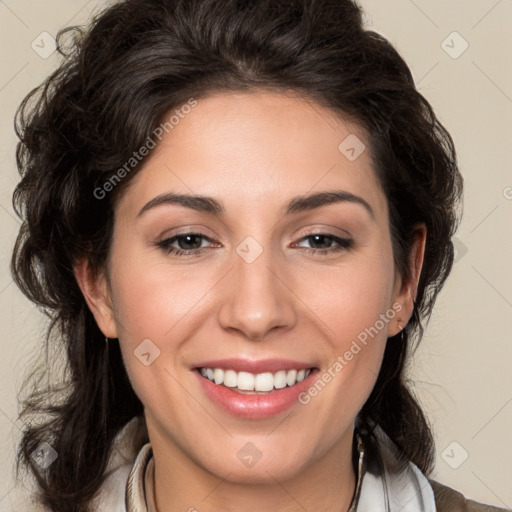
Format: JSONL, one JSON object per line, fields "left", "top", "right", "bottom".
{"left": 217, "top": 246, "right": 297, "bottom": 341}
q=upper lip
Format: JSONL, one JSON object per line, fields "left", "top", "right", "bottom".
{"left": 192, "top": 358, "right": 318, "bottom": 374}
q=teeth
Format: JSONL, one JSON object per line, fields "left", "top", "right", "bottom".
{"left": 223, "top": 369, "right": 238, "bottom": 388}
{"left": 213, "top": 368, "right": 224, "bottom": 385}
{"left": 286, "top": 369, "right": 297, "bottom": 386}
{"left": 199, "top": 367, "right": 313, "bottom": 391}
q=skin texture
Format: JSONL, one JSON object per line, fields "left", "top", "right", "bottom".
{"left": 75, "top": 90, "right": 426, "bottom": 512}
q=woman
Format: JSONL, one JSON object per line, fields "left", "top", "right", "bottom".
{"left": 11, "top": 0, "right": 508, "bottom": 511}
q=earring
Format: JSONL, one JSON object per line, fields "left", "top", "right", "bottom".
{"left": 397, "top": 319, "right": 404, "bottom": 331}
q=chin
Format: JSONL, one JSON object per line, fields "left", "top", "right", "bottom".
{"left": 200, "top": 450, "right": 309, "bottom": 485}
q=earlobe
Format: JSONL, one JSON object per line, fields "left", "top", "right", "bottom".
{"left": 73, "top": 258, "right": 118, "bottom": 339}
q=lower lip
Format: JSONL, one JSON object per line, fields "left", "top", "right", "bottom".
{"left": 193, "top": 368, "right": 319, "bottom": 419}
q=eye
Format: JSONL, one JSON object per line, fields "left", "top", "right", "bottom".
{"left": 294, "top": 233, "right": 353, "bottom": 254}
{"left": 156, "top": 232, "right": 216, "bottom": 256}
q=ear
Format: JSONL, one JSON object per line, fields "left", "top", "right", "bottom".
{"left": 73, "top": 258, "right": 118, "bottom": 339}
{"left": 390, "top": 223, "right": 427, "bottom": 336}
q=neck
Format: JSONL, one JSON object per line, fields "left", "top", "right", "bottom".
{"left": 145, "top": 422, "right": 357, "bottom": 512}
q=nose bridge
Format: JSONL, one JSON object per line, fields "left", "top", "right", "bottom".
{"left": 217, "top": 235, "right": 296, "bottom": 339}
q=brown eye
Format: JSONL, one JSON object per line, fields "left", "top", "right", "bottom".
{"left": 156, "top": 232, "right": 215, "bottom": 256}
{"left": 295, "top": 234, "right": 353, "bottom": 254}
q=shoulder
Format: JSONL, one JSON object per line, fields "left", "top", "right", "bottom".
{"left": 429, "top": 479, "right": 511, "bottom": 512}
{"left": 93, "top": 463, "right": 132, "bottom": 511}
{"left": 360, "top": 423, "right": 510, "bottom": 512}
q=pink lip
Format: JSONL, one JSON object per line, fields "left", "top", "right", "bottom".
{"left": 192, "top": 357, "right": 317, "bottom": 374}
{"left": 192, "top": 367, "right": 319, "bottom": 419}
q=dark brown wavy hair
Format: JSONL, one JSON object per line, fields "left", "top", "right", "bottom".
{"left": 11, "top": 0, "right": 463, "bottom": 510}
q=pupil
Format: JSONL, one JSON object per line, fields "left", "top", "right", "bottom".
{"left": 180, "top": 234, "right": 201, "bottom": 250}
{"left": 312, "top": 235, "right": 329, "bottom": 248}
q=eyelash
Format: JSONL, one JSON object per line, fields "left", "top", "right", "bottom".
{"left": 155, "top": 232, "right": 353, "bottom": 257}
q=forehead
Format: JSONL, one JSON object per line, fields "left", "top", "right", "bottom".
{"left": 116, "top": 90, "right": 388, "bottom": 223}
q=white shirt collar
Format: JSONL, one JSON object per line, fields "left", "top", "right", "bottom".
{"left": 357, "top": 424, "right": 436, "bottom": 512}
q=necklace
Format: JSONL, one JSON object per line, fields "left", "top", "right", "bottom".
{"left": 144, "top": 431, "right": 365, "bottom": 512}
{"left": 349, "top": 430, "right": 365, "bottom": 511}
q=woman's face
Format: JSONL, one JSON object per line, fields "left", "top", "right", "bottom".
{"left": 79, "top": 90, "right": 422, "bottom": 483}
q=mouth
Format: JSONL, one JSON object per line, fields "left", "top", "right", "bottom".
{"left": 195, "top": 366, "right": 320, "bottom": 394}
{"left": 191, "top": 362, "right": 320, "bottom": 419}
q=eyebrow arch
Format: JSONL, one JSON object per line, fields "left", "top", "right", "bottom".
{"left": 137, "top": 190, "right": 375, "bottom": 221}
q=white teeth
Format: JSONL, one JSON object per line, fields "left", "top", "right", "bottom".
{"left": 213, "top": 368, "right": 224, "bottom": 385}
{"left": 199, "top": 367, "right": 313, "bottom": 391}
{"left": 223, "top": 369, "right": 238, "bottom": 388}
{"left": 286, "top": 369, "right": 297, "bottom": 386}
{"left": 273, "top": 370, "right": 287, "bottom": 389}
{"left": 255, "top": 372, "right": 274, "bottom": 392}
{"left": 237, "top": 371, "right": 255, "bottom": 390}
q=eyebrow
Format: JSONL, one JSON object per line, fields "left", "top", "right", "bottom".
{"left": 137, "top": 190, "right": 375, "bottom": 221}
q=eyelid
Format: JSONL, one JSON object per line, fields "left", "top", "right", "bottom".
{"left": 293, "top": 224, "right": 352, "bottom": 240}
{"left": 155, "top": 224, "right": 218, "bottom": 241}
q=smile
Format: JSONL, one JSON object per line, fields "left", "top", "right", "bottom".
{"left": 198, "top": 367, "right": 314, "bottom": 393}
{"left": 193, "top": 365, "right": 320, "bottom": 419}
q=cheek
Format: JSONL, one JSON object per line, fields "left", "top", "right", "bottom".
{"left": 299, "top": 244, "right": 396, "bottom": 348}
{"left": 110, "top": 267, "right": 197, "bottom": 391}
{"left": 108, "top": 227, "right": 205, "bottom": 340}
{"left": 297, "top": 276, "right": 393, "bottom": 445}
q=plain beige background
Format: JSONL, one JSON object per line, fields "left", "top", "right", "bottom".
{"left": 0, "top": 0, "right": 511, "bottom": 510}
